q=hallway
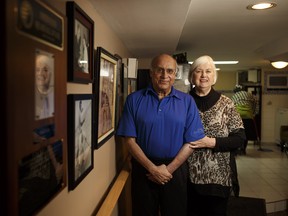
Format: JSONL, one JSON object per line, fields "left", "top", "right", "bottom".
{"left": 236, "top": 142, "right": 288, "bottom": 214}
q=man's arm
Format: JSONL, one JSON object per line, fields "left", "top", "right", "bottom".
{"left": 167, "top": 136, "right": 216, "bottom": 174}
{"left": 166, "top": 143, "right": 192, "bottom": 174}
{"left": 123, "top": 137, "right": 172, "bottom": 184}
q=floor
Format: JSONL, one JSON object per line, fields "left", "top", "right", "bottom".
{"left": 236, "top": 142, "right": 288, "bottom": 215}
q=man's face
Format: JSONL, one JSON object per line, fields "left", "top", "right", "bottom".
{"left": 150, "top": 55, "right": 176, "bottom": 93}
{"left": 36, "top": 55, "right": 51, "bottom": 91}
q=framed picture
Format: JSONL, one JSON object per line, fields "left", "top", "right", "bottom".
{"left": 176, "top": 64, "right": 183, "bottom": 80}
{"left": 93, "top": 47, "right": 118, "bottom": 148}
{"left": 35, "top": 49, "right": 55, "bottom": 120}
{"left": 67, "top": 94, "right": 94, "bottom": 190}
{"left": 19, "top": 140, "right": 64, "bottom": 216}
{"left": 66, "top": 1, "right": 94, "bottom": 83}
{"left": 17, "top": 0, "right": 64, "bottom": 50}
{"left": 123, "top": 64, "right": 129, "bottom": 102}
{"left": 114, "top": 54, "right": 124, "bottom": 128}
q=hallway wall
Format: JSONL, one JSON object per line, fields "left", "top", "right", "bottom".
{"left": 39, "top": 0, "right": 132, "bottom": 215}
{"left": 5, "top": 0, "right": 131, "bottom": 215}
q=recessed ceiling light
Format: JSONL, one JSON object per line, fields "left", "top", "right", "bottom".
{"left": 247, "top": 2, "right": 277, "bottom": 10}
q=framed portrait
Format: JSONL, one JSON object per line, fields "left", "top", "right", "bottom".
{"left": 66, "top": 1, "right": 94, "bottom": 83}
{"left": 35, "top": 49, "right": 55, "bottom": 120}
{"left": 67, "top": 94, "right": 94, "bottom": 190}
{"left": 93, "top": 47, "right": 118, "bottom": 149}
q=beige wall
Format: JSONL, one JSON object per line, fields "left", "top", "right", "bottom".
{"left": 38, "top": 0, "right": 131, "bottom": 215}
{"left": 214, "top": 71, "right": 237, "bottom": 99}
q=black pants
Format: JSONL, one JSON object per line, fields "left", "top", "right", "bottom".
{"left": 131, "top": 159, "right": 188, "bottom": 216}
{"left": 187, "top": 183, "right": 229, "bottom": 216}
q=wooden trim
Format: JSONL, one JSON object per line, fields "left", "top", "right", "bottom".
{"left": 96, "top": 168, "right": 130, "bottom": 216}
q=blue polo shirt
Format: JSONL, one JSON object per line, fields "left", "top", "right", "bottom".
{"left": 116, "top": 85, "right": 205, "bottom": 159}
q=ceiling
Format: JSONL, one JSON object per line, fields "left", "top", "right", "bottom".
{"left": 90, "top": 0, "right": 288, "bottom": 72}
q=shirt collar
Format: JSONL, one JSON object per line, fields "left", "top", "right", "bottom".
{"left": 145, "top": 85, "right": 181, "bottom": 99}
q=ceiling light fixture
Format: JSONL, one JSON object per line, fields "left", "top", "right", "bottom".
{"left": 188, "top": 61, "right": 238, "bottom": 65}
{"left": 271, "top": 61, "right": 288, "bottom": 69}
{"left": 213, "top": 61, "right": 239, "bottom": 65}
{"left": 246, "top": 2, "right": 277, "bottom": 10}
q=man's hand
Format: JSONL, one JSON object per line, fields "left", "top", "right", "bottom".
{"left": 146, "top": 164, "right": 172, "bottom": 185}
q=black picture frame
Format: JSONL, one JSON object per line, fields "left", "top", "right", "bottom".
{"left": 66, "top": 1, "right": 94, "bottom": 83}
{"left": 67, "top": 94, "right": 94, "bottom": 190}
{"left": 19, "top": 140, "right": 64, "bottom": 216}
{"left": 93, "top": 47, "right": 118, "bottom": 149}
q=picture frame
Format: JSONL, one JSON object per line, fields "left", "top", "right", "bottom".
{"left": 19, "top": 140, "right": 64, "bottom": 216}
{"left": 176, "top": 64, "right": 183, "bottom": 80}
{"left": 66, "top": 1, "right": 94, "bottom": 83}
{"left": 35, "top": 49, "right": 55, "bottom": 121}
{"left": 17, "top": 0, "right": 64, "bottom": 50}
{"left": 114, "top": 54, "right": 124, "bottom": 128}
{"left": 67, "top": 94, "right": 94, "bottom": 190}
{"left": 93, "top": 47, "right": 118, "bottom": 149}
{"left": 123, "top": 64, "right": 129, "bottom": 102}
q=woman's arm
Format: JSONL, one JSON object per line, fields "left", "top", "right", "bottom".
{"left": 213, "top": 128, "right": 246, "bottom": 152}
{"left": 189, "top": 128, "right": 246, "bottom": 152}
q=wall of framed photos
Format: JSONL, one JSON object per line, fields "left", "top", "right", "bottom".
{"left": 4, "top": 0, "right": 132, "bottom": 215}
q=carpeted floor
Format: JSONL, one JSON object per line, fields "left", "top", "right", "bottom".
{"left": 267, "top": 211, "right": 288, "bottom": 216}
{"left": 227, "top": 196, "right": 267, "bottom": 216}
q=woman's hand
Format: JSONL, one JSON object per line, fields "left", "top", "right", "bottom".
{"left": 189, "top": 136, "right": 216, "bottom": 149}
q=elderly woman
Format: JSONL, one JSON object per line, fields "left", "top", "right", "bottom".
{"left": 187, "top": 55, "right": 246, "bottom": 216}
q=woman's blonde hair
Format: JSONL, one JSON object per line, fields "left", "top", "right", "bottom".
{"left": 188, "top": 55, "right": 218, "bottom": 85}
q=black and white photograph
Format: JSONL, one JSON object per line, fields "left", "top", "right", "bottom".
{"left": 66, "top": 1, "right": 94, "bottom": 83}
{"left": 74, "top": 19, "right": 89, "bottom": 74}
{"left": 35, "top": 49, "right": 55, "bottom": 120}
{"left": 67, "top": 94, "right": 94, "bottom": 190}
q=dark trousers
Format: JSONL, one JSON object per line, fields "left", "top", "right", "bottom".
{"left": 131, "top": 159, "right": 188, "bottom": 216}
{"left": 187, "top": 183, "right": 229, "bottom": 216}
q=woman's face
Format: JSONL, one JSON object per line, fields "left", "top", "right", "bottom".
{"left": 192, "top": 62, "right": 215, "bottom": 90}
